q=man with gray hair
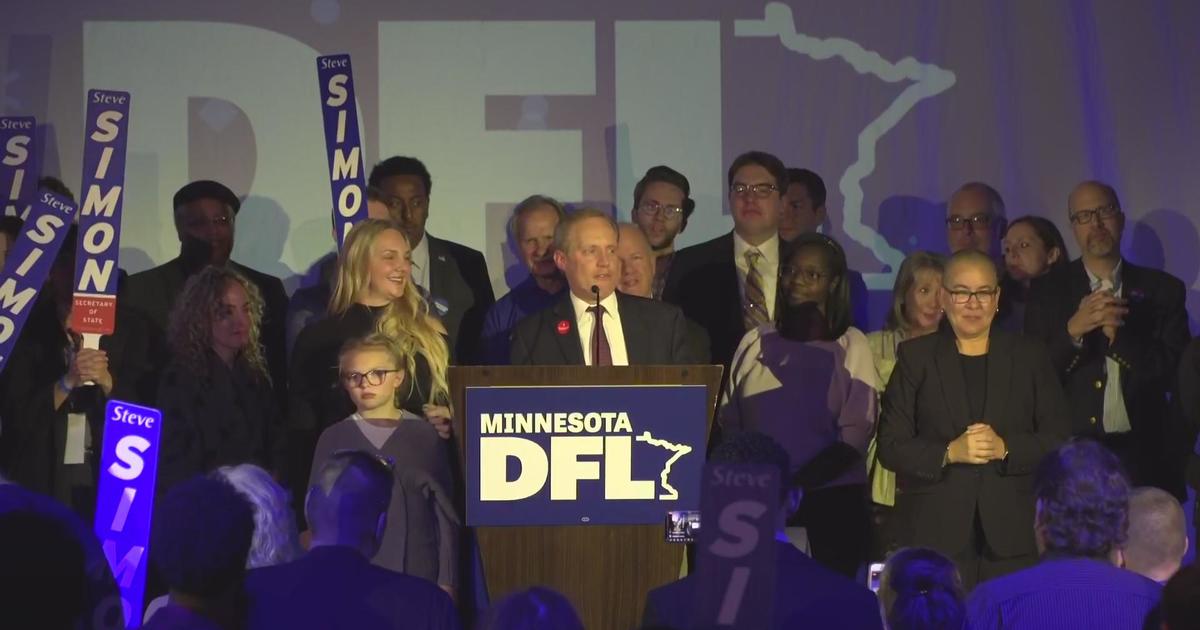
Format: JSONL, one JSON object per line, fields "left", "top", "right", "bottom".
{"left": 1122, "top": 486, "right": 1189, "bottom": 584}
{"left": 245, "top": 450, "right": 461, "bottom": 629}
{"left": 478, "top": 195, "right": 567, "bottom": 364}
{"left": 510, "top": 208, "right": 705, "bottom": 365}
{"left": 944, "top": 181, "right": 1022, "bottom": 331}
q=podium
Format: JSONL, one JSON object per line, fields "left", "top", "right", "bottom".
{"left": 450, "top": 365, "right": 722, "bottom": 630}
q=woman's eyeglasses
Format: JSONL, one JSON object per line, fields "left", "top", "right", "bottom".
{"left": 943, "top": 287, "right": 998, "bottom": 305}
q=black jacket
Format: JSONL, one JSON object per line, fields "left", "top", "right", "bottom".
{"left": 877, "top": 327, "right": 1070, "bottom": 557}
{"left": 425, "top": 235, "right": 494, "bottom": 365}
{"left": 1025, "top": 258, "right": 1191, "bottom": 496}
{"left": 509, "top": 291, "right": 707, "bottom": 366}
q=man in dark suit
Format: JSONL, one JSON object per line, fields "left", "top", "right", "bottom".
{"left": 510, "top": 208, "right": 705, "bottom": 366}
{"left": 966, "top": 440, "right": 1162, "bottom": 630}
{"left": 245, "top": 451, "right": 461, "bottom": 630}
{"left": 1025, "top": 180, "right": 1191, "bottom": 499}
{"left": 369, "top": 157, "right": 494, "bottom": 364}
{"left": 642, "top": 431, "right": 882, "bottom": 630}
{"left": 663, "top": 151, "right": 790, "bottom": 370}
{"left": 120, "top": 180, "right": 289, "bottom": 397}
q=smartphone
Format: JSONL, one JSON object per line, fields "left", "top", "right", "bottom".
{"left": 867, "top": 562, "right": 885, "bottom": 592}
{"left": 664, "top": 510, "right": 701, "bottom": 543}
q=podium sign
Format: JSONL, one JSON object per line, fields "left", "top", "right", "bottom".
{"left": 466, "top": 384, "right": 707, "bottom": 526}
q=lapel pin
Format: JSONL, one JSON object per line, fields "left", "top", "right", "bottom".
{"left": 556, "top": 320, "right": 571, "bottom": 335}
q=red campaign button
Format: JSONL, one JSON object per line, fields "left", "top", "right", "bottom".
{"left": 556, "top": 320, "right": 571, "bottom": 335}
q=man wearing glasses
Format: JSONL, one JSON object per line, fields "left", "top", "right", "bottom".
{"left": 630, "top": 166, "right": 695, "bottom": 300}
{"left": 944, "top": 181, "right": 1026, "bottom": 332}
{"left": 1025, "top": 180, "right": 1191, "bottom": 499}
{"left": 663, "top": 150, "right": 789, "bottom": 370}
{"left": 369, "top": 156, "right": 495, "bottom": 364}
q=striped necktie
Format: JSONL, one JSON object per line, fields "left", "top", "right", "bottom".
{"left": 743, "top": 249, "right": 770, "bottom": 330}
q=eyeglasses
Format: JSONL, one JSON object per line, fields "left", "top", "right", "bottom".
{"left": 943, "top": 286, "right": 998, "bottom": 305}
{"left": 945, "top": 214, "right": 992, "bottom": 231}
{"left": 1069, "top": 204, "right": 1120, "bottom": 225}
{"left": 782, "top": 266, "right": 828, "bottom": 283}
{"left": 340, "top": 369, "right": 399, "bottom": 387}
{"left": 730, "top": 183, "right": 779, "bottom": 198}
{"left": 637, "top": 201, "right": 684, "bottom": 218}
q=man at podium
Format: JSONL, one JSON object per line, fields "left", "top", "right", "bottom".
{"left": 509, "top": 208, "right": 705, "bottom": 366}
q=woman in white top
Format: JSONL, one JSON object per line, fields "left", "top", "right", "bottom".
{"left": 865, "top": 251, "right": 944, "bottom": 558}
{"left": 720, "top": 232, "right": 877, "bottom": 578}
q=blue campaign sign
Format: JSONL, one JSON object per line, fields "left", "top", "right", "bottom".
{"left": 94, "top": 400, "right": 163, "bottom": 629}
{"left": 691, "top": 463, "right": 780, "bottom": 629}
{"left": 0, "top": 190, "right": 78, "bottom": 374}
{"left": 316, "top": 53, "right": 368, "bottom": 249}
{"left": 466, "top": 384, "right": 708, "bottom": 526}
{"left": 72, "top": 89, "right": 131, "bottom": 336}
{"left": 0, "top": 116, "right": 38, "bottom": 219}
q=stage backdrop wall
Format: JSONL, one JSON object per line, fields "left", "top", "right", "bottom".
{"left": 2, "top": 0, "right": 1198, "bottom": 331}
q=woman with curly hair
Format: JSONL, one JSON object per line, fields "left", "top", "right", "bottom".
{"left": 156, "top": 265, "right": 284, "bottom": 492}
{"left": 289, "top": 220, "right": 454, "bottom": 510}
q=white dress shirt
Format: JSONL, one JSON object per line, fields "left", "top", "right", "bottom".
{"left": 733, "top": 231, "right": 780, "bottom": 322}
{"left": 410, "top": 232, "right": 431, "bottom": 292}
{"left": 569, "top": 290, "right": 629, "bottom": 366}
{"left": 1086, "top": 260, "right": 1132, "bottom": 434}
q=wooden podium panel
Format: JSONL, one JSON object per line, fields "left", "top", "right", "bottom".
{"left": 449, "top": 365, "right": 722, "bottom": 629}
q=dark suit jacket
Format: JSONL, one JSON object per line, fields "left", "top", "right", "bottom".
{"left": 245, "top": 546, "right": 461, "bottom": 630}
{"left": 121, "top": 257, "right": 289, "bottom": 401}
{"left": 426, "top": 235, "right": 494, "bottom": 365}
{"left": 662, "top": 232, "right": 787, "bottom": 370}
{"left": 642, "top": 541, "right": 882, "bottom": 630}
{"left": 509, "top": 291, "right": 708, "bottom": 365}
{"left": 1025, "top": 258, "right": 1191, "bottom": 496}
{"left": 877, "top": 328, "right": 1070, "bottom": 557}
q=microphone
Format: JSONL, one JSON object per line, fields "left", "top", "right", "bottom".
{"left": 591, "top": 284, "right": 601, "bottom": 365}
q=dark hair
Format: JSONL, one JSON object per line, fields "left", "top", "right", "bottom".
{"left": 633, "top": 165, "right": 695, "bottom": 225}
{"left": 727, "top": 150, "right": 789, "bottom": 193}
{"left": 1035, "top": 439, "right": 1131, "bottom": 558}
{"left": 151, "top": 476, "right": 255, "bottom": 598}
{"left": 369, "top": 156, "right": 432, "bottom": 195}
{"left": 881, "top": 547, "right": 965, "bottom": 630}
{"left": 710, "top": 431, "right": 792, "bottom": 501}
{"left": 37, "top": 176, "right": 76, "bottom": 203}
{"left": 306, "top": 450, "right": 395, "bottom": 543}
{"left": 886, "top": 251, "right": 945, "bottom": 332}
{"left": 1162, "top": 564, "right": 1200, "bottom": 630}
{"left": 0, "top": 510, "right": 89, "bottom": 630}
{"left": 787, "top": 232, "right": 852, "bottom": 339}
{"left": 480, "top": 587, "right": 584, "bottom": 630}
{"left": 1005, "top": 215, "right": 1069, "bottom": 273}
{"left": 784, "top": 168, "right": 827, "bottom": 209}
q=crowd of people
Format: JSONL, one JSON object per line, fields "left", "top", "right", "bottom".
{"left": 1, "top": 149, "right": 1199, "bottom": 629}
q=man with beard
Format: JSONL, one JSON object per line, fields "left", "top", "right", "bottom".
{"left": 121, "top": 180, "right": 288, "bottom": 401}
{"left": 479, "top": 195, "right": 566, "bottom": 364}
{"left": 1025, "top": 180, "right": 1191, "bottom": 499}
{"left": 630, "top": 166, "right": 694, "bottom": 300}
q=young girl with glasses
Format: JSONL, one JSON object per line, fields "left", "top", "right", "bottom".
{"left": 308, "top": 334, "right": 459, "bottom": 598}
